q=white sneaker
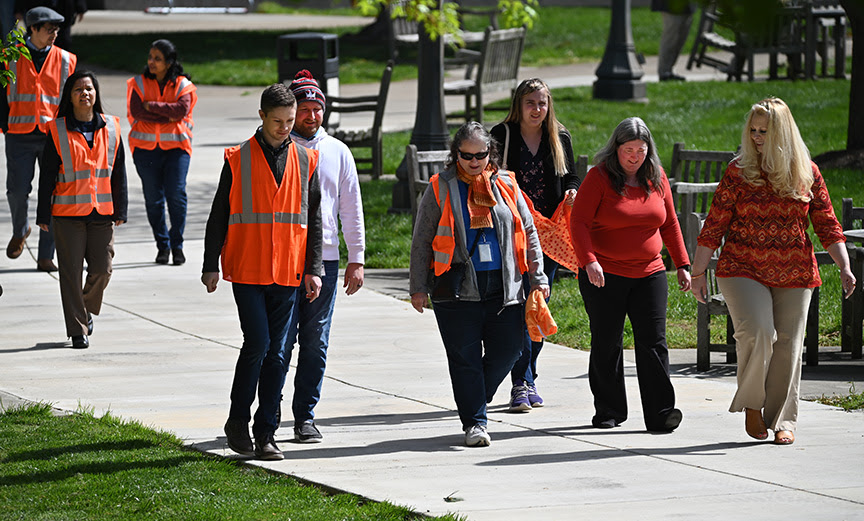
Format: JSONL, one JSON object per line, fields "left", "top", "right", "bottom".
{"left": 464, "top": 424, "right": 491, "bottom": 447}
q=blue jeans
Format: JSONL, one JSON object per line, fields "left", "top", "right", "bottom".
{"left": 511, "top": 255, "right": 558, "bottom": 386}
{"left": 285, "top": 259, "right": 339, "bottom": 424}
{"left": 433, "top": 298, "right": 523, "bottom": 430}
{"left": 5, "top": 132, "right": 54, "bottom": 260}
{"left": 133, "top": 148, "right": 190, "bottom": 251}
{"left": 229, "top": 282, "right": 299, "bottom": 438}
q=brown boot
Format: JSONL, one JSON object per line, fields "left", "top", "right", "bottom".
{"left": 36, "top": 259, "right": 58, "bottom": 272}
{"left": 6, "top": 226, "right": 31, "bottom": 259}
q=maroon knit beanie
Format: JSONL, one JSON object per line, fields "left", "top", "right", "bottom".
{"left": 289, "top": 70, "right": 326, "bottom": 109}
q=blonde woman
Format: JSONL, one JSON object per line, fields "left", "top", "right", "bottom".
{"left": 691, "top": 98, "right": 855, "bottom": 445}
{"left": 490, "top": 78, "right": 580, "bottom": 412}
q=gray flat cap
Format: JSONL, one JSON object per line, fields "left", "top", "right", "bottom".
{"left": 25, "top": 7, "right": 64, "bottom": 27}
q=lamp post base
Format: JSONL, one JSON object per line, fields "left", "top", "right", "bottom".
{"left": 593, "top": 78, "right": 647, "bottom": 102}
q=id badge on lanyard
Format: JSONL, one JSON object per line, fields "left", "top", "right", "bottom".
{"left": 478, "top": 230, "right": 493, "bottom": 263}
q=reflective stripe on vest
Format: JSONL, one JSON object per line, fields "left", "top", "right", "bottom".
{"left": 7, "top": 47, "right": 75, "bottom": 133}
{"left": 126, "top": 75, "right": 196, "bottom": 153}
{"left": 227, "top": 141, "right": 309, "bottom": 226}
{"left": 50, "top": 115, "right": 118, "bottom": 213}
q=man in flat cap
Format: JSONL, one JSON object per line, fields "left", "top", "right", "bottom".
{"left": 1, "top": 6, "right": 76, "bottom": 271}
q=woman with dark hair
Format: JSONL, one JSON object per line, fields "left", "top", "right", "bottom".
{"left": 490, "top": 77, "right": 581, "bottom": 412}
{"left": 569, "top": 117, "right": 689, "bottom": 432}
{"left": 409, "top": 121, "right": 549, "bottom": 446}
{"left": 126, "top": 38, "right": 197, "bottom": 265}
{"left": 36, "top": 70, "right": 127, "bottom": 349}
{"left": 691, "top": 98, "right": 854, "bottom": 445}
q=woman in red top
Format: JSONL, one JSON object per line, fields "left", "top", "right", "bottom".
{"left": 570, "top": 117, "right": 690, "bottom": 432}
{"left": 691, "top": 98, "right": 855, "bottom": 445}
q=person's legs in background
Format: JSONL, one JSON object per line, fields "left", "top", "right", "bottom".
{"left": 288, "top": 260, "right": 339, "bottom": 442}
{"left": 162, "top": 149, "right": 190, "bottom": 264}
{"left": 658, "top": 11, "right": 694, "bottom": 80}
{"left": 133, "top": 148, "right": 171, "bottom": 262}
{"left": 5, "top": 133, "right": 55, "bottom": 269}
{"left": 509, "top": 256, "right": 558, "bottom": 411}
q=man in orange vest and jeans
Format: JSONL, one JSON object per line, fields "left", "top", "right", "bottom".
{"left": 2, "top": 7, "right": 76, "bottom": 271}
{"left": 201, "top": 83, "right": 323, "bottom": 461}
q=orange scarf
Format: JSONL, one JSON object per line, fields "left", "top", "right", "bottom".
{"left": 456, "top": 163, "right": 496, "bottom": 229}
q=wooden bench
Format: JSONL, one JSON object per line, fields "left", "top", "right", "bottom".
{"left": 841, "top": 198, "right": 864, "bottom": 360}
{"left": 387, "top": 0, "right": 499, "bottom": 62}
{"left": 406, "top": 144, "right": 450, "bottom": 226}
{"left": 668, "top": 142, "right": 735, "bottom": 257}
{"left": 687, "top": 2, "right": 808, "bottom": 81}
{"left": 323, "top": 61, "right": 393, "bottom": 179}
{"left": 443, "top": 26, "right": 526, "bottom": 125}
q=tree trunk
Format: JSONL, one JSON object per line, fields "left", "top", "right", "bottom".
{"left": 841, "top": 0, "right": 863, "bottom": 151}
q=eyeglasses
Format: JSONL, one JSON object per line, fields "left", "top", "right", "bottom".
{"left": 44, "top": 24, "right": 61, "bottom": 33}
{"left": 458, "top": 150, "right": 489, "bottom": 161}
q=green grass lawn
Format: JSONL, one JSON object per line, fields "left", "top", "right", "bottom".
{"left": 0, "top": 404, "right": 460, "bottom": 521}
{"left": 358, "top": 78, "right": 854, "bottom": 351}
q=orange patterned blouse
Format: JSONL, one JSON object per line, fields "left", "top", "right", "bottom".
{"left": 696, "top": 160, "right": 845, "bottom": 288}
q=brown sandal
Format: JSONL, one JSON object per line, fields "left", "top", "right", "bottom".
{"left": 773, "top": 430, "right": 795, "bottom": 445}
{"left": 745, "top": 408, "right": 768, "bottom": 440}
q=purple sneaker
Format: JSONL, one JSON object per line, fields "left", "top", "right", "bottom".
{"left": 526, "top": 383, "right": 544, "bottom": 407}
{"left": 509, "top": 384, "right": 532, "bottom": 412}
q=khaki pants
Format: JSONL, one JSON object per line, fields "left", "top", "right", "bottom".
{"left": 717, "top": 277, "right": 812, "bottom": 432}
{"left": 53, "top": 218, "right": 115, "bottom": 337}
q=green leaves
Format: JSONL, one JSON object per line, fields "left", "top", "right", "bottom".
{"left": 0, "top": 25, "right": 29, "bottom": 88}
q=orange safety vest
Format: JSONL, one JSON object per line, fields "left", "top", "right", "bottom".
{"left": 125, "top": 75, "right": 197, "bottom": 154}
{"left": 47, "top": 114, "right": 120, "bottom": 217}
{"left": 6, "top": 45, "right": 76, "bottom": 134}
{"left": 430, "top": 170, "right": 529, "bottom": 276}
{"left": 221, "top": 138, "right": 319, "bottom": 287}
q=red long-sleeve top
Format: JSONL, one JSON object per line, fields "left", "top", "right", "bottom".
{"left": 696, "top": 160, "right": 844, "bottom": 288}
{"left": 569, "top": 164, "right": 689, "bottom": 278}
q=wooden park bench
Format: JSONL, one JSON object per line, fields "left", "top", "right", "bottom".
{"left": 387, "top": 0, "right": 499, "bottom": 62}
{"left": 443, "top": 26, "right": 526, "bottom": 124}
{"left": 406, "top": 144, "right": 450, "bottom": 226}
{"left": 323, "top": 61, "right": 393, "bottom": 179}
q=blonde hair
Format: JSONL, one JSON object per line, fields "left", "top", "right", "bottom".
{"left": 735, "top": 98, "right": 813, "bottom": 202}
{"left": 504, "top": 78, "right": 568, "bottom": 176}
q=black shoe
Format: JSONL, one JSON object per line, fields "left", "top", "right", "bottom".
{"left": 155, "top": 249, "right": 170, "bottom": 264}
{"left": 171, "top": 248, "right": 185, "bottom": 265}
{"left": 87, "top": 313, "right": 94, "bottom": 335}
{"left": 659, "top": 73, "right": 686, "bottom": 82}
{"left": 224, "top": 419, "right": 255, "bottom": 457}
{"left": 294, "top": 420, "right": 323, "bottom": 443}
{"left": 592, "top": 416, "right": 621, "bottom": 429}
{"left": 648, "top": 408, "right": 683, "bottom": 433}
{"left": 255, "top": 432, "right": 284, "bottom": 460}
{"left": 71, "top": 335, "right": 89, "bottom": 349}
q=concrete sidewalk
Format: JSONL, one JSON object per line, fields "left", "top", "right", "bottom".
{"left": 1, "top": 11, "right": 863, "bottom": 521}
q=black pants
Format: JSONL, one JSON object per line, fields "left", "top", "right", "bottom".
{"left": 578, "top": 270, "right": 676, "bottom": 429}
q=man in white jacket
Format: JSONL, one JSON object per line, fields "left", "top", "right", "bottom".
{"left": 286, "top": 70, "right": 366, "bottom": 443}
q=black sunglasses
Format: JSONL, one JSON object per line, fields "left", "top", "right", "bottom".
{"left": 458, "top": 150, "right": 489, "bottom": 161}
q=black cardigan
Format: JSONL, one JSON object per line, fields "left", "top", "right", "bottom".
{"left": 490, "top": 121, "right": 581, "bottom": 218}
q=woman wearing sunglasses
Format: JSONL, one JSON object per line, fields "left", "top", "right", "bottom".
{"left": 409, "top": 121, "right": 549, "bottom": 447}
{"left": 569, "top": 117, "right": 690, "bottom": 433}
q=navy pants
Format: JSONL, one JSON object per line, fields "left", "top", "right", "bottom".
{"left": 229, "top": 282, "right": 299, "bottom": 438}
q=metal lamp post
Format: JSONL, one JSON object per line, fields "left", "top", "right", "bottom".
{"left": 593, "top": 0, "right": 646, "bottom": 102}
{"left": 390, "top": 2, "right": 450, "bottom": 212}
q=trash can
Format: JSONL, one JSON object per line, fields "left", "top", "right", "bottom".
{"left": 277, "top": 32, "right": 339, "bottom": 98}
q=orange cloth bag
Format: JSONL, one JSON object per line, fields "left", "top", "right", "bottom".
{"left": 525, "top": 289, "right": 558, "bottom": 342}
{"left": 523, "top": 194, "right": 580, "bottom": 274}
